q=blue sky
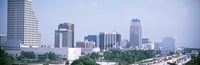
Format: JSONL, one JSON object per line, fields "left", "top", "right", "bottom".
{"left": 0, "top": 0, "right": 200, "bottom": 48}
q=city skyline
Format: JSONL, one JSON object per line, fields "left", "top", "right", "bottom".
{"left": 1, "top": 0, "right": 200, "bottom": 48}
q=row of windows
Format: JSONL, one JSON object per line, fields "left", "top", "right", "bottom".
{"left": 8, "top": 27, "right": 24, "bottom": 29}
{"left": 8, "top": 10, "right": 24, "bottom": 14}
{"left": 8, "top": 33, "right": 39, "bottom": 35}
{"left": 8, "top": 21, "right": 24, "bottom": 23}
{"left": 8, "top": 26, "right": 24, "bottom": 27}
{"left": 8, "top": 10, "right": 24, "bottom": 11}
{"left": 8, "top": 30, "right": 24, "bottom": 31}
{"left": 8, "top": 19, "right": 24, "bottom": 20}
{"left": 8, "top": 23, "right": 24, "bottom": 25}
{"left": 8, "top": 17, "right": 24, "bottom": 18}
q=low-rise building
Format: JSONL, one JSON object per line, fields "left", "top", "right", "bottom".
{"left": 3, "top": 40, "right": 81, "bottom": 61}
{"left": 21, "top": 47, "right": 81, "bottom": 61}
{"left": 3, "top": 39, "right": 21, "bottom": 58}
{"left": 76, "top": 40, "right": 95, "bottom": 48}
{"left": 0, "top": 34, "right": 7, "bottom": 46}
{"left": 81, "top": 47, "right": 100, "bottom": 55}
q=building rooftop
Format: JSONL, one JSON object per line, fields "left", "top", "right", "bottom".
{"left": 4, "top": 39, "right": 21, "bottom": 46}
{"left": 58, "top": 23, "right": 74, "bottom": 29}
{"left": 131, "top": 18, "right": 140, "bottom": 22}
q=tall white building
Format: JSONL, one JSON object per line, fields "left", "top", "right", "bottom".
{"left": 130, "top": 18, "right": 142, "bottom": 49}
{"left": 7, "top": 0, "right": 41, "bottom": 46}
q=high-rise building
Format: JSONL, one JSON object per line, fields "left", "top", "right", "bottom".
{"left": 154, "top": 42, "right": 162, "bottom": 50}
{"left": 84, "top": 35, "right": 98, "bottom": 47}
{"left": 130, "top": 18, "right": 142, "bottom": 49}
{"left": 54, "top": 23, "right": 74, "bottom": 48}
{"left": 162, "top": 37, "right": 175, "bottom": 54}
{"left": 7, "top": 0, "right": 41, "bottom": 46}
{"left": 0, "top": 34, "right": 7, "bottom": 46}
{"left": 99, "top": 32, "right": 121, "bottom": 51}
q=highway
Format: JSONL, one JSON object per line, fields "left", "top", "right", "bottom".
{"left": 137, "top": 55, "right": 191, "bottom": 65}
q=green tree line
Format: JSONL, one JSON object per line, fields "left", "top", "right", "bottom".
{"left": 0, "top": 48, "right": 14, "bottom": 65}
{"left": 71, "top": 56, "right": 99, "bottom": 65}
{"left": 103, "top": 50, "right": 155, "bottom": 64}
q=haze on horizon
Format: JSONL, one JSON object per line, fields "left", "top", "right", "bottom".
{"left": 0, "top": 0, "right": 200, "bottom": 48}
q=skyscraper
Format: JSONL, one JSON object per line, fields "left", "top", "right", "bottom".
{"left": 7, "top": 0, "right": 41, "bottom": 46}
{"left": 130, "top": 18, "right": 142, "bottom": 49}
{"left": 84, "top": 35, "right": 98, "bottom": 47}
{"left": 54, "top": 23, "right": 74, "bottom": 48}
{"left": 99, "top": 32, "right": 121, "bottom": 51}
{"left": 162, "top": 37, "right": 175, "bottom": 54}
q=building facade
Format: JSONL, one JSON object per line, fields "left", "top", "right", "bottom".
{"left": 120, "top": 39, "right": 129, "bottom": 48}
{"left": 7, "top": 0, "right": 41, "bottom": 46}
{"left": 84, "top": 35, "right": 98, "bottom": 47}
{"left": 21, "top": 47, "right": 81, "bottom": 61}
{"left": 0, "top": 34, "right": 7, "bottom": 46}
{"left": 76, "top": 40, "right": 95, "bottom": 48}
{"left": 162, "top": 37, "right": 175, "bottom": 54}
{"left": 55, "top": 23, "right": 74, "bottom": 48}
{"left": 141, "top": 38, "right": 153, "bottom": 50}
{"left": 154, "top": 42, "right": 162, "bottom": 50}
{"left": 130, "top": 18, "right": 142, "bottom": 49}
{"left": 99, "top": 32, "right": 121, "bottom": 51}
{"left": 81, "top": 48, "right": 100, "bottom": 55}
{"left": 3, "top": 39, "right": 81, "bottom": 61}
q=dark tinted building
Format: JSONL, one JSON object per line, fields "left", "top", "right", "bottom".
{"left": 84, "top": 35, "right": 98, "bottom": 47}
{"left": 55, "top": 23, "right": 74, "bottom": 48}
{"left": 99, "top": 32, "right": 121, "bottom": 51}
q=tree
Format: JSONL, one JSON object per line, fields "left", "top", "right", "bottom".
{"left": 43, "top": 52, "right": 57, "bottom": 61}
{"left": 186, "top": 51, "right": 200, "bottom": 65}
{"left": 119, "top": 60, "right": 127, "bottom": 65}
{"left": 71, "top": 59, "right": 83, "bottom": 65}
{"left": 169, "top": 51, "right": 174, "bottom": 55}
{"left": 48, "top": 52, "right": 56, "bottom": 60}
{"left": 102, "top": 50, "right": 155, "bottom": 64}
{"left": 169, "top": 63, "right": 176, "bottom": 65}
{"left": 103, "top": 52, "right": 112, "bottom": 60}
{"left": 65, "top": 60, "right": 70, "bottom": 65}
{"left": 0, "top": 48, "right": 14, "bottom": 65}
{"left": 90, "top": 52, "right": 101, "bottom": 61}
{"left": 71, "top": 56, "right": 99, "bottom": 65}
{"left": 16, "top": 55, "right": 23, "bottom": 60}
{"left": 20, "top": 51, "right": 36, "bottom": 59}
